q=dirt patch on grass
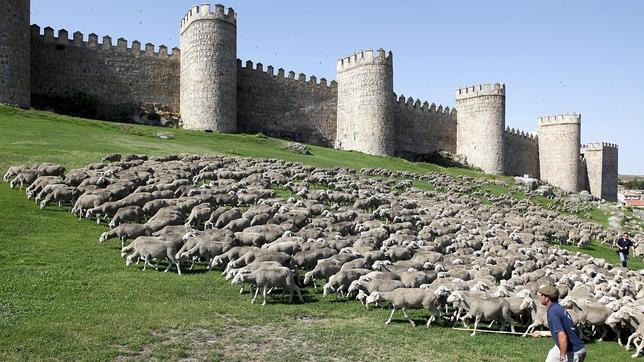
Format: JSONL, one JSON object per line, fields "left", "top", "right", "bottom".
{"left": 113, "top": 319, "right": 329, "bottom": 361}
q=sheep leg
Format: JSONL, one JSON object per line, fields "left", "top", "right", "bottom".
{"left": 142, "top": 257, "right": 149, "bottom": 272}
{"left": 633, "top": 339, "right": 644, "bottom": 358}
{"left": 385, "top": 308, "right": 397, "bottom": 325}
{"left": 508, "top": 318, "right": 515, "bottom": 334}
{"left": 487, "top": 320, "right": 495, "bottom": 329}
{"left": 626, "top": 332, "right": 638, "bottom": 350}
{"left": 470, "top": 315, "right": 481, "bottom": 337}
{"left": 120, "top": 237, "right": 125, "bottom": 249}
{"left": 426, "top": 311, "right": 437, "bottom": 328}
{"left": 175, "top": 259, "right": 182, "bottom": 276}
{"left": 262, "top": 286, "right": 268, "bottom": 306}
{"left": 313, "top": 280, "right": 317, "bottom": 291}
{"left": 598, "top": 326, "right": 607, "bottom": 342}
{"left": 401, "top": 308, "right": 415, "bottom": 327}
{"left": 296, "top": 286, "right": 304, "bottom": 303}
{"left": 251, "top": 286, "right": 260, "bottom": 304}
{"left": 522, "top": 323, "right": 538, "bottom": 337}
{"left": 164, "top": 257, "right": 173, "bottom": 272}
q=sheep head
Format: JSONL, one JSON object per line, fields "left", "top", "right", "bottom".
{"left": 365, "top": 291, "right": 380, "bottom": 307}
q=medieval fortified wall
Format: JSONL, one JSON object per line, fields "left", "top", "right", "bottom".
{"left": 0, "top": 1, "right": 619, "bottom": 200}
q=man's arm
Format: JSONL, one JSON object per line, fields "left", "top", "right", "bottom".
{"left": 557, "top": 331, "right": 568, "bottom": 361}
{"left": 532, "top": 330, "right": 551, "bottom": 337}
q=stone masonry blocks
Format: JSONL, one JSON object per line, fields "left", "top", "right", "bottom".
{"left": 180, "top": 4, "right": 237, "bottom": 132}
{"left": 582, "top": 143, "right": 618, "bottom": 201}
{"left": 335, "top": 49, "right": 395, "bottom": 156}
{"left": 0, "top": 0, "right": 31, "bottom": 107}
{"left": 455, "top": 83, "right": 506, "bottom": 175}
{"left": 538, "top": 114, "right": 581, "bottom": 193}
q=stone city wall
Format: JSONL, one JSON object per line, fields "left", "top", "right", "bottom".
{"left": 180, "top": 4, "right": 237, "bottom": 131}
{"left": 537, "top": 114, "right": 581, "bottom": 193}
{"left": 455, "top": 83, "right": 506, "bottom": 175}
{"left": 394, "top": 94, "right": 457, "bottom": 158}
{"left": 503, "top": 127, "right": 539, "bottom": 177}
{"left": 0, "top": 0, "right": 31, "bottom": 107}
{"left": 335, "top": 49, "right": 395, "bottom": 156}
{"left": 582, "top": 143, "right": 619, "bottom": 201}
{"left": 30, "top": 26, "right": 180, "bottom": 119}
{"left": 236, "top": 60, "right": 338, "bottom": 147}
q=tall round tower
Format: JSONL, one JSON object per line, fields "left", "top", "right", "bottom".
{"left": 335, "top": 49, "right": 394, "bottom": 156}
{"left": 537, "top": 113, "right": 581, "bottom": 193}
{"left": 180, "top": 4, "right": 237, "bottom": 132}
{"left": 0, "top": 0, "right": 31, "bottom": 107}
{"left": 455, "top": 83, "right": 506, "bottom": 175}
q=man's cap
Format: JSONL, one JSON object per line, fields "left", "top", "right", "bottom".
{"left": 538, "top": 285, "right": 559, "bottom": 299}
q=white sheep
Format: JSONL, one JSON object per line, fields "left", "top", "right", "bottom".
{"left": 125, "top": 237, "right": 181, "bottom": 275}
{"left": 231, "top": 266, "right": 303, "bottom": 305}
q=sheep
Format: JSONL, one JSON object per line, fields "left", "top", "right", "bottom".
{"left": 101, "top": 223, "right": 152, "bottom": 248}
{"left": 85, "top": 201, "right": 124, "bottom": 223}
{"left": 303, "top": 258, "right": 343, "bottom": 290}
{"left": 33, "top": 182, "right": 66, "bottom": 203}
{"left": 125, "top": 237, "right": 181, "bottom": 275}
{"left": 4, "top": 165, "right": 29, "bottom": 182}
{"left": 231, "top": 266, "right": 303, "bottom": 305}
{"left": 520, "top": 297, "right": 549, "bottom": 337}
{"left": 213, "top": 208, "right": 242, "bottom": 229}
{"left": 10, "top": 170, "right": 40, "bottom": 189}
{"left": 348, "top": 278, "right": 405, "bottom": 299}
{"left": 185, "top": 203, "right": 213, "bottom": 228}
{"left": 108, "top": 205, "right": 144, "bottom": 228}
{"left": 36, "top": 163, "right": 65, "bottom": 177}
{"left": 292, "top": 248, "right": 337, "bottom": 270}
{"left": 365, "top": 288, "right": 434, "bottom": 327}
{"left": 39, "top": 186, "right": 81, "bottom": 209}
{"left": 322, "top": 269, "right": 371, "bottom": 297}
{"left": 447, "top": 291, "right": 515, "bottom": 336}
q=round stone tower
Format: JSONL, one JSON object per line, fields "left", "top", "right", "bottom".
{"left": 335, "top": 49, "right": 394, "bottom": 156}
{"left": 537, "top": 113, "right": 581, "bottom": 193}
{"left": 180, "top": 4, "right": 237, "bottom": 132}
{"left": 0, "top": 0, "right": 31, "bottom": 107}
{"left": 455, "top": 83, "right": 506, "bottom": 175}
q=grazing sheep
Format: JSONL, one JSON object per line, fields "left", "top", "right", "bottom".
{"left": 39, "top": 186, "right": 81, "bottom": 209}
{"left": 125, "top": 237, "right": 182, "bottom": 275}
{"left": 303, "top": 259, "right": 343, "bottom": 290}
{"left": 108, "top": 206, "right": 144, "bottom": 228}
{"left": 185, "top": 203, "right": 213, "bottom": 228}
{"left": 231, "top": 266, "right": 303, "bottom": 305}
{"left": 101, "top": 223, "right": 152, "bottom": 248}
{"left": 4, "top": 165, "right": 29, "bottom": 182}
{"left": 322, "top": 269, "right": 370, "bottom": 297}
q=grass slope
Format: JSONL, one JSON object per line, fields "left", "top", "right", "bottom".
{"left": 0, "top": 106, "right": 635, "bottom": 360}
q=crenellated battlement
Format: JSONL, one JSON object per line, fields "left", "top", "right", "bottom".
{"left": 537, "top": 113, "right": 581, "bottom": 126}
{"left": 393, "top": 93, "right": 456, "bottom": 116}
{"left": 238, "top": 58, "right": 337, "bottom": 89}
{"left": 582, "top": 142, "right": 619, "bottom": 150}
{"left": 180, "top": 3, "right": 236, "bottom": 34}
{"left": 30, "top": 24, "right": 180, "bottom": 60}
{"left": 505, "top": 126, "right": 537, "bottom": 142}
{"left": 336, "top": 48, "right": 393, "bottom": 73}
{"left": 455, "top": 83, "right": 505, "bottom": 100}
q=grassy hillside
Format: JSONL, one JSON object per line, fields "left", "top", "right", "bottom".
{"left": 0, "top": 105, "right": 635, "bottom": 360}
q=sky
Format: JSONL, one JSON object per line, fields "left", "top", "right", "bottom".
{"left": 30, "top": 0, "right": 643, "bottom": 175}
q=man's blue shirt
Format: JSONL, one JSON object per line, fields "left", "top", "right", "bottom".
{"left": 547, "top": 302, "right": 585, "bottom": 352}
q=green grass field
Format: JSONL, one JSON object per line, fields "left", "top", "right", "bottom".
{"left": 0, "top": 105, "right": 636, "bottom": 360}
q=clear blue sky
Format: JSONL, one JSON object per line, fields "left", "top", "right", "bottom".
{"left": 31, "top": 0, "right": 643, "bottom": 175}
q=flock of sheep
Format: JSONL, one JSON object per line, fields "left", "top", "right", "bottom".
{"left": 4, "top": 153, "right": 644, "bottom": 358}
